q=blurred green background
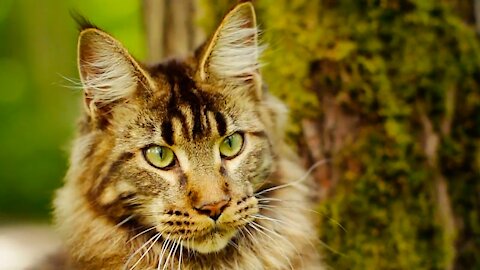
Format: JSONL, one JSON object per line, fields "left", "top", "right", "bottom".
{"left": 0, "top": 0, "right": 145, "bottom": 220}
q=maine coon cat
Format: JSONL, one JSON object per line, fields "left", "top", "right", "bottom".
{"left": 53, "top": 2, "right": 323, "bottom": 269}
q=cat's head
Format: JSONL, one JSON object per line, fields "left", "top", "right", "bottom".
{"left": 74, "top": 2, "right": 286, "bottom": 253}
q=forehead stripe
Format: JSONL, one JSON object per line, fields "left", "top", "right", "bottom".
{"left": 161, "top": 121, "right": 174, "bottom": 145}
{"left": 166, "top": 88, "right": 190, "bottom": 140}
{"left": 156, "top": 60, "right": 225, "bottom": 140}
{"left": 215, "top": 112, "right": 227, "bottom": 136}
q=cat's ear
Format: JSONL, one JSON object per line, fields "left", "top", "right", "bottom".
{"left": 77, "top": 28, "right": 155, "bottom": 116}
{"left": 197, "top": 2, "right": 262, "bottom": 98}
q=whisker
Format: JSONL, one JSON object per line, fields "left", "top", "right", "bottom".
{"left": 256, "top": 197, "right": 284, "bottom": 202}
{"left": 251, "top": 221, "right": 297, "bottom": 251}
{"left": 176, "top": 237, "right": 183, "bottom": 268}
{"left": 157, "top": 234, "right": 172, "bottom": 270}
{"left": 127, "top": 227, "right": 156, "bottom": 244}
{"left": 318, "top": 239, "right": 346, "bottom": 256}
{"left": 185, "top": 238, "right": 193, "bottom": 259}
{"left": 228, "top": 239, "right": 240, "bottom": 251}
{"left": 178, "top": 238, "right": 183, "bottom": 270}
{"left": 101, "top": 215, "right": 137, "bottom": 246}
{"left": 127, "top": 233, "right": 161, "bottom": 270}
{"left": 237, "top": 227, "right": 250, "bottom": 248}
{"left": 163, "top": 238, "right": 179, "bottom": 270}
{"left": 254, "top": 159, "right": 329, "bottom": 196}
{"left": 55, "top": 73, "right": 84, "bottom": 89}
{"left": 256, "top": 211, "right": 342, "bottom": 256}
{"left": 157, "top": 241, "right": 167, "bottom": 270}
{"left": 252, "top": 214, "right": 295, "bottom": 229}
{"left": 248, "top": 222, "right": 276, "bottom": 244}
{"left": 254, "top": 219, "right": 302, "bottom": 260}
{"left": 241, "top": 222, "right": 259, "bottom": 246}
{"left": 256, "top": 198, "right": 306, "bottom": 204}
{"left": 325, "top": 218, "right": 348, "bottom": 233}
{"left": 252, "top": 213, "right": 318, "bottom": 253}
{"left": 171, "top": 238, "right": 182, "bottom": 269}
{"left": 248, "top": 222, "right": 294, "bottom": 270}
{"left": 257, "top": 203, "right": 348, "bottom": 232}
{"left": 116, "top": 215, "right": 135, "bottom": 228}
{"left": 124, "top": 233, "right": 158, "bottom": 270}
{"left": 237, "top": 227, "right": 247, "bottom": 240}
{"left": 191, "top": 236, "right": 197, "bottom": 260}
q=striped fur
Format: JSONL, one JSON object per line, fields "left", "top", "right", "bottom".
{"left": 53, "top": 2, "right": 323, "bottom": 269}
{"left": 77, "top": 28, "right": 156, "bottom": 117}
{"left": 198, "top": 3, "right": 263, "bottom": 85}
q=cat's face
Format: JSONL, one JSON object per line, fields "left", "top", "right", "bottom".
{"left": 99, "top": 62, "right": 273, "bottom": 253}
{"left": 76, "top": 3, "right": 280, "bottom": 253}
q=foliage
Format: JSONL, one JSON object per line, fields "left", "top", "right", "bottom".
{"left": 202, "top": 0, "right": 480, "bottom": 269}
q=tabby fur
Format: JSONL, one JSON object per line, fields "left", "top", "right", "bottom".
{"left": 53, "top": 2, "right": 323, "bottom": 269}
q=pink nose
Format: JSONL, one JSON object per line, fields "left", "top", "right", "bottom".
{"left": 195, "top": 198, "right": 230, "bottom": 221}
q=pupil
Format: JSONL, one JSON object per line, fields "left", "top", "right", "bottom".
{"left": 228, "top": 137, "right": 233, "bottom": 148}
{"left": 159, "top": 148, "right": 164, "bottom": 159}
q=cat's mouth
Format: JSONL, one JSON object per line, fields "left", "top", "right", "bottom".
{"left": 156, "top": 221, "right": 242, "bottom": 254}
{"left": 184, "top": 227, "right": 237, "bottom": 253}
{"left": 187, "top": 205, "right": 258, "bottom": 253}
{"left": 157, "top": 214, "right": 255, "bottom": 254}
{"left": 152, "top": 196, "right": 259, "bottom": 253}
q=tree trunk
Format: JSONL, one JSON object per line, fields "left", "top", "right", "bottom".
{"left": 142, "top": 0, "right": 204, "bottom": 62}
{"left": 475, "top": 0, "right": 480, "bottom": 34}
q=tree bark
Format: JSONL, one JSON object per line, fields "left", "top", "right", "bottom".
{"left": 418, "top": 97, "right": 457, "bottom": 270}
{"left": 142, "top": 0, "right": 205, "bottom": 62}
{"left": 475, "top": 0, "right": 480, "bottom": 34}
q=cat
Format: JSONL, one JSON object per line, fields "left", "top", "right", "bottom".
{"left": 53, "top": 2, "right": 323, "bottom": 269}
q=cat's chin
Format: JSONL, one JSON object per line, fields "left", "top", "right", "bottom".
{"left": 186, "top": 229, "right": 236, "bottom": 254}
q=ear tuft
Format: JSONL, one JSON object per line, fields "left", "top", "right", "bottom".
{"left": 77, "top": 29, "right": 150, "bottom": 116}
{"left": 70, "top": 11, "right": 99, "bottom": 32}
{"left": 198, "top": 2, "right": 263, "bottom": 87}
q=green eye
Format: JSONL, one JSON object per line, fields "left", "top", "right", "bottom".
{"left": 143, "top": 145, "right": 175, "bottom": 169}
{"left": 219, "top": 133, "right": 244, "bottom": 158}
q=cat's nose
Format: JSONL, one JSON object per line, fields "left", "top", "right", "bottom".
{"left": 194, "top": 197, "right": 230, "bottom": 221}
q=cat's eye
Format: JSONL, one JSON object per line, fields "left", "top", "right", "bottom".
{"left": 143, "top": 145, "right": 175, "bottom": 169}
{"left": 219, "top": 133, "right": 244, "bottom": 158}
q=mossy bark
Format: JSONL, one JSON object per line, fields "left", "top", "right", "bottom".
{"left": 198, "top": 1, "right": 480, "bottom": 269}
